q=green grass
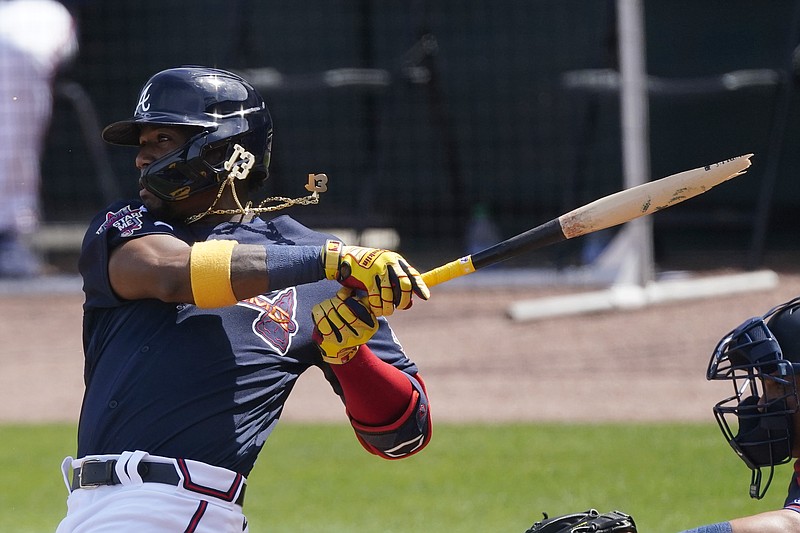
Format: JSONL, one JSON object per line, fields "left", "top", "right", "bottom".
{"left": 1, "top": 422, "right": 785, "bottom": 532}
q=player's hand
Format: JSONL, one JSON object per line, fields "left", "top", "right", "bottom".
{"left": 312, "top": 288, "right": 379, "bottom": 364}
{"left": 321, "top": 240, "right": 429, "bottom": 317}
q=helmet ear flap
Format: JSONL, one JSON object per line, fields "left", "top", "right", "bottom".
{"left": 201, "top": 141, "right": 232, "bottom": 168}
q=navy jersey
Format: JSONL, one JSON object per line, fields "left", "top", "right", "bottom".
{"left": 76, "top": 200, "right": 420, "bottom": 476}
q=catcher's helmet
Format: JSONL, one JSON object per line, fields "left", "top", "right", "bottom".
{"left": 102, "top": 66, "right": 272, "bottom": 201}
{"left": 707, "top": 297, "right": 800, "bottom": 499}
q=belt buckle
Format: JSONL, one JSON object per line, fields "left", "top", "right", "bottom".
{"left": 78, "top": 459, "right": 114, "bottom": 489}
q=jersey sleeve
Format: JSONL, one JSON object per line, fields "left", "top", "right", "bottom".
{"left": 78, "top": 201, "right": 179, "bottom": 309}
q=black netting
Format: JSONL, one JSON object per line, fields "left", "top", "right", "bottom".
{"left": 37, "top": 0, "right": 800, "bottom": 270}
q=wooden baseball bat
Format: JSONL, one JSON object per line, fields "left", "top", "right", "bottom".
{"left": 421, "top": 154, "right": 753, "bottom": 287}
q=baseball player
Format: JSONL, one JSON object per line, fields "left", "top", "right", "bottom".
{"left": 678, "top": 297, "right": 800, "bottom": 533}
{"left": 56, "top": 66, "right": 432, "bottom": 532}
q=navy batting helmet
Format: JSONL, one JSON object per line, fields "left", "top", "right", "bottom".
{"left": 102, "top": 66, "right": 273, "bottom": 201}
{"left": 707, "top": 297, "right": 800, "bottom": 499}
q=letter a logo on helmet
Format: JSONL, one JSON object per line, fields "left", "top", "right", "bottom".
{"left": 136, "top": 82, "right": 153, "bottom": 114}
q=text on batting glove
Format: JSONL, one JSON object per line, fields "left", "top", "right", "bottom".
{"left": 312, "top": 288, "right": 379, "bottom": 364}
{"left": 321, "top": 239, "right": 430, "bottom": 317}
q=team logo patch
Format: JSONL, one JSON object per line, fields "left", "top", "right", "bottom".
{"left": 95, "top": 205, "right": 145, "bottom": 237}
{"left": 238, "top": 288, "right": 298, "bottom": 355}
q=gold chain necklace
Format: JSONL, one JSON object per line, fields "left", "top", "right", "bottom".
{"left": 184, "top": 144, "right": 328, "bottom": 225}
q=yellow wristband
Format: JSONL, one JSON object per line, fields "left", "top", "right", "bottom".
{"left": 190, "top": 239, "right": 239, "bottom": 308}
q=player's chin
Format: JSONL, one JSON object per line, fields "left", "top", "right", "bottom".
{"left": 139, "top": 188, "right": 160, "bottom": 207}
{"left": 139, "top": 189, "right": 173, "bottom": 218}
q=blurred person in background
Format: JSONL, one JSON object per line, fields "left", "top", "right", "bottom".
{"left": 0, "top": 0, "right": 77, "bottom": 277}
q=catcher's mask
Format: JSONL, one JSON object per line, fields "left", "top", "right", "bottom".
{"left": 707, "top": 296, "right": 800, "bottom": 499}
{"left": 102, "top": 66, "right": 272, "bottom": 202}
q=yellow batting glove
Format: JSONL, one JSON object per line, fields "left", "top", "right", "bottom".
{"left": 321, "top": 239, "right": 430, "bottom": 317}
{"left": 311, "top": 288, "right": 379, "bottom": 364}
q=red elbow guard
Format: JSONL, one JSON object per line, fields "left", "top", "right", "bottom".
{"left": 349, "top": 374, "right": 431, "bottom": 459}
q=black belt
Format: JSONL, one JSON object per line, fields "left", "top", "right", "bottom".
{"left": 71, "top": 459, "right": 246, "bottom": 506}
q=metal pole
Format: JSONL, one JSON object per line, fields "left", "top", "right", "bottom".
{"left": 616, "top": 0, "right": 654, "bottom": 286}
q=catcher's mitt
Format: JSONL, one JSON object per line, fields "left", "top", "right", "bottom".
{"left": 525, "top": 509, "right": 637, "bottom": 533}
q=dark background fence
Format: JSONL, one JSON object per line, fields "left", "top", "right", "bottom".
{"left": 42, "top": 0, "right": 800, "bottom": 271}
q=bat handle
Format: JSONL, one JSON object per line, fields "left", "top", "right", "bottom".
{"left": 421, "top": 256, "right": 476, "bottom": 288}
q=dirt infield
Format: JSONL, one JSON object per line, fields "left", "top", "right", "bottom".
{"left": 4, "top": 268, "right": 800, "bottom": 425}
